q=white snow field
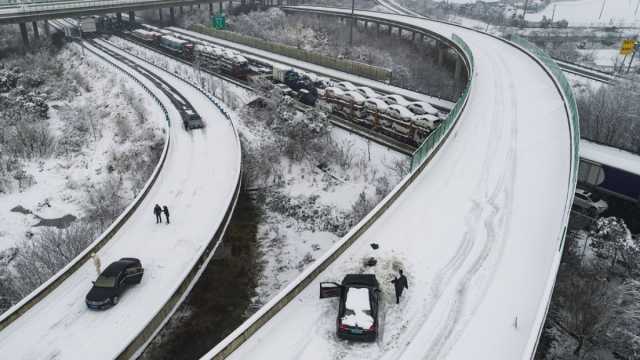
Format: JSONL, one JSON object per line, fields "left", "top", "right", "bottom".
{"left": 0, "top": 40, "right": 242, "bottom": 358}
{"left": 525, "top": 0, "right": 640, "bottom": 27}
{"left": 205, "top": 7, "right": 575, "bottom": 360}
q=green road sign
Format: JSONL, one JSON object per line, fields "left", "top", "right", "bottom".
{"left": 212, "top": 14, "right": 225, "bottom": 30}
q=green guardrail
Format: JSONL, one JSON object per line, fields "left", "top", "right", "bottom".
{"left": 508, "top": 35, "right": 580, "bottom": 189}
{"left": 191, "top": 24, "right": 392, "bottom": 83}
{"left": 411, "top": 33, "right": 474, "bottom": 170}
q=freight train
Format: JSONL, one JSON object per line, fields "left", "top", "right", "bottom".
{"left": 131, "top": 29, "right": 250, "bottom": 79}
{"left": 130, "top": 27, "right": 447, "bottom": 145}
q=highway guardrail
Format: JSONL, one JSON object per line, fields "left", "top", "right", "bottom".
{"left": 199, "top": 21, "right": 474, "bottom": 360}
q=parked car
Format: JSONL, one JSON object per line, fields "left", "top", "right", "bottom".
{"left": 339, "top": 91, "right": 367, "bottom": 106}
{"left": 336, "top": 81, "right": 357, "bottom": 92}
{"left": 407, "top": 101, "right": 438, "bottom": 115}
{"left": 355, "top": 87, "right": 379, "bottom": 99}
{"left": 386, "top": 104, "right": 415, "bottom": 121}
{"left": 323, "top": 87, "right": 344, "bottom": 100}
{"left": 364, "top": 98, "right": 389, "bottom": 112}
{"left": 86, "top": 258, "right": 144, "bottom": 310}
{"left": 275, "top": 83, "right": 296, "bottom": 98}
{"left": 320, "top": 274, "right": 380, "bottom": 342}
{"left": 183, "top": 110, "right": 205, "bottom": 130}
{"left": 574, "top": 188, "right": 608, "bottom": 216}
{"left": 382, "top": 94, "right": 411, "bottom": 106}
{"left": 413, "top": 114, "right": 441, "bottom": 130}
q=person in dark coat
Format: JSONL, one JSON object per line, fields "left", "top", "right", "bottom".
{"left": 391, "top": 269, "right": 409, "bottom": 304}
{"left": 163, "top": 205, "right": 170, "bottom": 224}
{"left": 154, "top": 204, "right": 162, "bottom": 224}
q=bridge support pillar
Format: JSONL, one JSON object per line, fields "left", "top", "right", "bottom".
{"left": 420, "top": 33, "right": 424, "bottom": 43}
{"left": 32, "top": 22, "right": 39, "bottom": 41}
{"left": 44, "top": 20, "right": 50, "bottom": 37}
{"left": 159, "top": 8, "right": 163, "bottom": 24}
{"left": 454, "top": 58, "right": 462, "bottom": 81}
{"left": 218, "top": 0, "right": 223, "bottom": 13}
{"left": 180, "top": 6, "right": 183, "bottom": 14}
{"left": 388, "top": 25, "right": 392, "bottom": 35}
{"left": 398, "top": 28, "right": 402, "bottom": 38}
{"left": 229, "top": 0, "right": 232, "bottom": 9}
{"left": 376, "top": 22, "right": 380, "bottom": 33}
{"left": 19, "top": 22, "right": 29, "bottom": 48}
{"left": 170, "top": 7, "right": 175, "bottom": 25}
{"left": 363, "top": 20, "right": 368, "bottom": 29}
{"left": 128, "top": 11, "right": 135, "bottom": 23}
{"left": 116, "top": 12, "right": 122, "bottom": 22}
{"left": 411, "top": 31, "right": 416, "bottom": 41}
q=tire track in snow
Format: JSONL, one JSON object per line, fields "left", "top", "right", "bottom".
{"left": 423, "top": 48, "right": 519, "bottom": 360}
{"left": 376, "top": 42, "right": 505, "bottom": 360}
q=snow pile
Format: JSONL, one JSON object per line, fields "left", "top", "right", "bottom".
{"left": 341, "top": 287, "right": 374, "bottom": 328}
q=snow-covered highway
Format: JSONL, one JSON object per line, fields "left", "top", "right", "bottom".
{"left": 0, "top": 36, "right": 242, "bottom": 359}
{"left": 205, "top": 7, "right": 577, "bottom": 360}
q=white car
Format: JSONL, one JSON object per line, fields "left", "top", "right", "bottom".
{"left": 324, "top": 87, "right": 345, "bottom": 99}
{"left": 336, "top": 81, "right": 358, "bottom": 92}
{"left": 339, "top": 91, "right": 366, "bottom": 105}
{"left": 407, "top": 101, "right": 438, "bottom": 115}
{"left": 382, "top": 94, "right": 411, "bottom": 106}
{"left": 355, "top": 87, "right": 379, "bottom": 99}
{"left": 413, "top": 114, "right": 441, "bottom": 130}
{"left": 364, "top": 98, "right": 389, "bottom": 112}
{"left": 574, "top": 188, "right": 608, "bottom": 216}
{"left": 385, "top": 104, "right": 415, "bottom": 121}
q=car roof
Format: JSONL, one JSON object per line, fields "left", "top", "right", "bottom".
{"left": 342, "top": 274, "right": 379, "bottom": 288}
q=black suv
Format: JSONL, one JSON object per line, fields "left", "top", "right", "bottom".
{"left": 86, "top": 258, "right": 144, "bottom": 310}
{"left": 320, "top": 274, "right": 380, "bottom": 342}
{"left": 182, "top": 109, "right": 205, "bottom": 130}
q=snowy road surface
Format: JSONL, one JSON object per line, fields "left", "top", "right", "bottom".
{"left": 214, "top": 7, "right": 573, "bottom": 360}
{"left": 0, "top": 40, "right": 241, "bottom": 359}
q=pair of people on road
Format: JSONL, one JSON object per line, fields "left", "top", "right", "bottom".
{"left": 154, "top": 204, "right": 170, "bottom": 224}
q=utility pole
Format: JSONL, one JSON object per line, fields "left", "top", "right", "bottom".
{"left": 521, "top": 0, "right": 529, "bottom": 20}
{"left": 551, "top": 4, "right": 557, "bottom": 23}
{"left": 599, "top": 0, "right": 607, "bottom": 20}
{"left": 349, "top": 0, "right": 355, "bottom": 47}
{"left": 635, "top": 0, "right": 640, "bottom": 16}
{"left": 626, "top": 39, "right": 638, "bottom": 73}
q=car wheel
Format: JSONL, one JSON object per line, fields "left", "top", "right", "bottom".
{"left": 588, "top": 207, "right": 598, "bottom": 217}
{"left": 112, "top": 296, "right": 119, "bottom": 305}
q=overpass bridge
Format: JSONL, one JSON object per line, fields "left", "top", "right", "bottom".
{"left": 0, "top": 0, "right": 283, "bottom": 46}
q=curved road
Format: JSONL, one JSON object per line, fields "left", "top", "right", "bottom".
{"left": 207, "top": 7, "right": 574, "bottom": 360}
{"left": 0, "top": 38, "right": 242, "bottom": 358}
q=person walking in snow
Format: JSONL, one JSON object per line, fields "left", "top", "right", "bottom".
{"left": 154, "top": 204, "right": 162, "bottom": 224}
{"left": 163, "top": 205, "right": 170, "bottom": 224}
{"left": 91, "top": 253, "right": 101, "bottom": 276}
{"left": 391, "top": 269, "right": 409, "bottom": 304}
